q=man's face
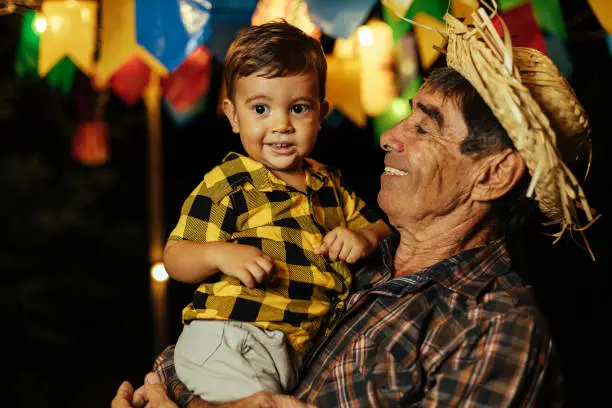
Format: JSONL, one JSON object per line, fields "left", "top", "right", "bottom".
{"left": 223, "top": 72, "right": 327, "bottom": 175}
{"left": 378, "top": 87, "right": 480, "bottom": 227}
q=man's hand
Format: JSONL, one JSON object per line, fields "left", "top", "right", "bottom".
{"left": 314, "top": 227, "right": 374, "bottom": 263}
{"left": 216, "top": 244, "right": 275, "bottom": 289}
{"left": 112, "top": 378, "right": 178, "bottom": 408}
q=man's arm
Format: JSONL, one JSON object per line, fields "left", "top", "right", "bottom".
{"left": 422, "top": 310, "right": 560, "bottom": 407}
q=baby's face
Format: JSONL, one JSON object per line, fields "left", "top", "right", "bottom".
{"left": 223, "top": 71, "right": 328, "bottom": 176}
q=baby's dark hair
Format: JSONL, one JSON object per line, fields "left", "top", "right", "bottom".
{"left": 223, "top": 21, "right": 327, "bottom": 101}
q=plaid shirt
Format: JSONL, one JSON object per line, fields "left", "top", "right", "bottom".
{"left": 155, "top": 234, "right": 562, "bottom": 407}
{"left": 168, "top": 152, "right": 380, "bottom": 355}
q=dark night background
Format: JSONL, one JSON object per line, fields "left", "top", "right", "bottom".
{"left": 2, "top": 1, "right": 611, "bottom": 406}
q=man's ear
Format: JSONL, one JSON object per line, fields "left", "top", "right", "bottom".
{"left": 319, "top": 100, "right": 330, "bottom": 125}
{"left": 472, "top": 149, "right": 526, "bottom": 202}
{"left": 222, "top": 99, "right": 240, "bottom": 134}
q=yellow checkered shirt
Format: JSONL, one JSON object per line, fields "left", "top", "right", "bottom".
{"left": 169, "top": 152, "right": 381, "bottom": 355}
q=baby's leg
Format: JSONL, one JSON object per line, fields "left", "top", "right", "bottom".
{"left": 174, "top": 320, "right": 299, "bottom": 403}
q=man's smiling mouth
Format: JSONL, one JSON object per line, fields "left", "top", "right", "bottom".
{"left": 384, "top": 166, "right": 408, "bottom": 176}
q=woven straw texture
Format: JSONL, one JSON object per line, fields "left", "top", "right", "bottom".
{"left": 444, "top": 9, "right": 594, "bottom": 232}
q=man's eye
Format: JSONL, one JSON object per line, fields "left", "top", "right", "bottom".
{"left": 291, "top": 104, "right": 310, "bottom": 114}
{"left": 416, "top": 125, "right": 428, "bottom": 135}
{"left": 254, "top": 104, "right": 270, "bottom": 115}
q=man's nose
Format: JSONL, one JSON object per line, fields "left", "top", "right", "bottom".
{"left": 380, "top": 129, "right": 405, "bottom": 153}
{"left": 272, "top": 112, "right": 294, "bottom": 134}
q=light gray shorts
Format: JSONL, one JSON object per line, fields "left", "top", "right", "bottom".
{"left": 174, "top": 320, "right": 301, "bottom": 403}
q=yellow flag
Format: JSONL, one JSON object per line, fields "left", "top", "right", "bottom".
{"left": 452, "top": 0, "right": 478, "bottom": 26}
{"left": 326, "top": 56, "right": 366, "bottom": 127}
{"left": 95, "top": 0, "right": 168, "bottom": 87}
{"left": 588, "top": 0, "right": 612, "bottom": 34}
{"left": 386, "top": 0, "right": 415, "bottom": 21}
{"left": 39, "top": 0, "right": 98, "bottom": 76}
{"left": 413, "top": 12, "right": 447, "bottom": 70}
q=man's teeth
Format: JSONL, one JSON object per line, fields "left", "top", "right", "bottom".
{"left": 384, "top": 166, "right": 408, "bottom": 176}
{"left": 271, "top": 143, "right": 291, "bottom": 148}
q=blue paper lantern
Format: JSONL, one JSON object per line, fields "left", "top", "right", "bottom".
{"left": 305, "top": 0, "right": 377, "bottom": 39}
{"left": 135, "top": 0, "right": 212, "bottom": 72}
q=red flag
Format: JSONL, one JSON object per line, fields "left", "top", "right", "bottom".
{"left": 161, "top": 46, "right": 212, "bottom": 112}
{"left": 492, "top": 3, "right": 548, "bottom": 54}
{"left": 110, "top": 55, "right": 151, "bottom": 105}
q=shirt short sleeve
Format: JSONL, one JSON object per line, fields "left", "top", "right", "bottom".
{"left": 168, "top": 180, "right": 236, "bottom": 243}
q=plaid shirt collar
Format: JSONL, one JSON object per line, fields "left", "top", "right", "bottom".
{"left": 361, "top": 232, "right": 511, "bottom": 300}
{"left": 221, "top": 152, "right": 329, "bottom": 192}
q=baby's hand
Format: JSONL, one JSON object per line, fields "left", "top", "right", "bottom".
{"left": 314, "top": 227, "right": 374, "bottom": 264}
{"left": 217, "top": 244, "right": 275, "bottom": 289}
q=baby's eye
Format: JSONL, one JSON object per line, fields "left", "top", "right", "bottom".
{"left": 291, "top": 104, "right": 310, "bottom": 114}
{"left": 253, "top": 104, "right": 270, "bottom": 115}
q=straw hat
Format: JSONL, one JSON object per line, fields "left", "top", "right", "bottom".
{"left": 384, "top": 0, "right": 597, "bottom": 253}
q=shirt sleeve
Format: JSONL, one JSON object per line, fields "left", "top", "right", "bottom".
{"left": 328, "top": 167, "right": 382, "bottom": 231}
{"left": 422, "top": 310, "right": 561, "bottom": 407}
{"left": 168, "top": 180, "right": 236, "bottom": 243}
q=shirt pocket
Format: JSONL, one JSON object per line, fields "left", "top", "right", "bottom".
{"left": 342, "top": 333, "right": 424, "bottom": 405}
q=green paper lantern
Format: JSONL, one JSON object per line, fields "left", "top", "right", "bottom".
{"left": 45, "top": 57, "right": 77, "bottom": 95}
{"left": 15, "top": 10, "right": 42, "bottom": 78}
{"left": 497, "top": 0, "right": 530, "bottom": 11}
{"left": 532, "top": 0, "right": 567, "bottom": 38}
{"left": 373, "top": 75, "right": 423, "bottom": 144}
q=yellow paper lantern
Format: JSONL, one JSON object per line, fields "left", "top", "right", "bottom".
{"left": 251, "top": 0, "right": 320, "bottom": 39}
{"left": 358, "top": 20, "right": 397, "bottom": 116}
{"left": 38, "top": 0, "right": 98, "bottom": 76}
{"left": 95, "top": 0, "right": 168, "bottom": 88}
{"left": 452, "top": 0, "right": 479, "bottom": 25}
{"left": 326, "top": 56, "right": 366, "bottom": 127}
{"left": 413, "top": 12, "right": 447, "bottom": 70}
{"left": 588, "top": 0, "right": 612, "bottom": 34}
{"left": 385, "top": 0, "right": 415, "bottom": 21}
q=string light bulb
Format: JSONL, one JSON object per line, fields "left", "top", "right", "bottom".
{"left": 33, "top": 15, "right": 47, "bottom": 33}
{"left": 151, "top": 261, "right": 169, "bottom": 282}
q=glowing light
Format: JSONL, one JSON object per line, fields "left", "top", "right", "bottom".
{"left": 357, "top": 26, "right": 373, "bottom": 47}
{"left": 33, "top": 16, "right": 47, "bottom": 33}
{"left": 390, "top": 98, "right": 410, "bottom": 117}
{"left": 151, "top": 262, "right": 169, "bottom": 282}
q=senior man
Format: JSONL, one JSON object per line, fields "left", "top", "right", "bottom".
{"left": 114, "top": 7, "right": 594, "bottom": 408}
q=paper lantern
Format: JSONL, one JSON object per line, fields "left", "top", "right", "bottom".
{"left": 373, "top": 75, "right": 422, "bottom": 141}
{"left": 252, "top": 0, "right": 320, "bottom": 40}
{"left": 532, "top": 0, "right": 567, "bottom": 38}
{"left": 72, "top": 121, "right": 110, "bottom": 166}
{"left": 305, "top": 0, "right": 377, "bottom": 38}
{"left": 413, "top": 12, "right": 447, "bottom": 70}
{"left": 326, "top": 56, "right": 366, "bottom": 127}
{"left": 38, "top": 0, "right": 97, "bottom": 76}
{"left": 492, "top": 3, "right": 547, "bottom": 54}
{"left": 497, "top": 0, "right": 530, "bottom": 11}
{"left": 15, "top": 10, "right": 42, "bottom": 78}
{"left": 110, "top": 56, "right": 151, "bottom": 105}
{"left": 162, "top": 46, "right": 212, "bottom": 112}
{"left": 95, "top": 0, "right": 168, "bottom": 88}
{"left": 135, "top": 0, "right": 212, "bottom": 72}
{"left": 589, "top": 0, "right": 612, "bottom": 34}
{"left": 358, "top": 20, "right": 397, "bottom": 116}
{"left": 45, "top": 56, "right": 77, "bottom": 95}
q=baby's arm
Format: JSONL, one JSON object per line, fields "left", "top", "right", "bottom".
{"left": 314, "top": 219, "right": 391, "bottom": 263}
{"left": 164, "top": 240, "right": 274, "bottom": 289}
